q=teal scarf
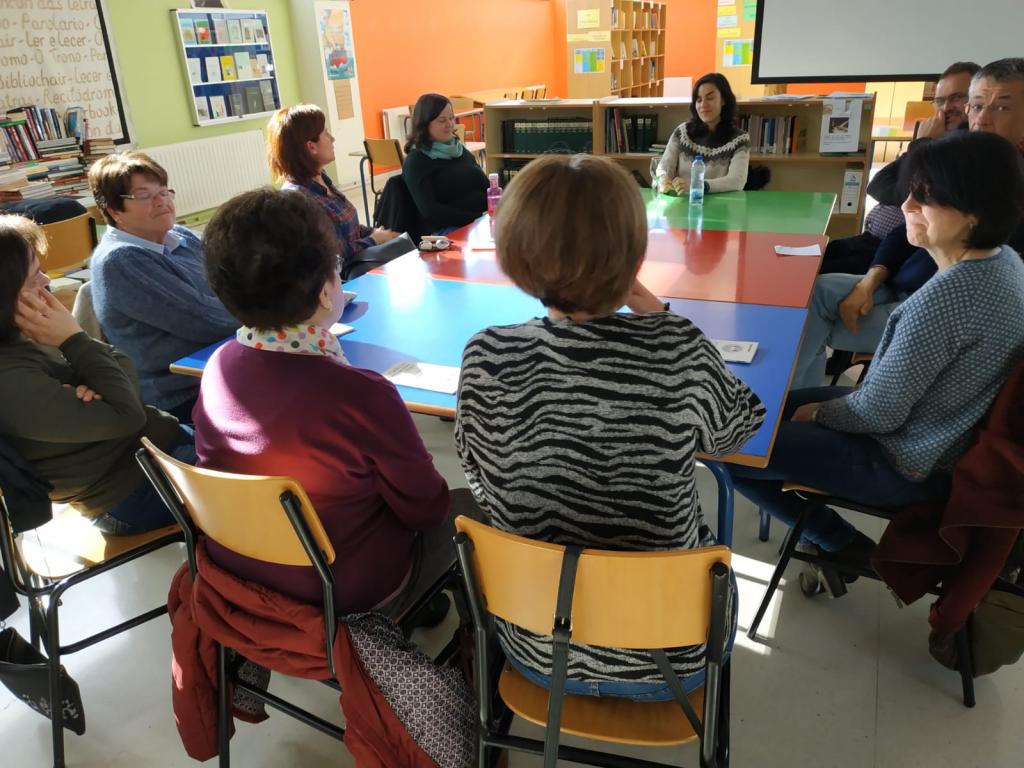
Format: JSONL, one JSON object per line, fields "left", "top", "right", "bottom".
{"left": 419, "top": 138, "right": 464, "bottom": 160}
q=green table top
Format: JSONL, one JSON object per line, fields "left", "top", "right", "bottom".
{"left": 643, "top": 189, "right": 836, "bottom": 235}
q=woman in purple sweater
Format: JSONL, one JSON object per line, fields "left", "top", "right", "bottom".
{"left": 193, "top": 187, "right": 458, "bottom": 620}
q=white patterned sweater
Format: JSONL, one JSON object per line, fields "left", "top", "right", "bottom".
{"left": 656, "top": 124, "right": 751, "bottom": 193}
{"left": 817, "top": 246, "right": 1024, "bottom": 479}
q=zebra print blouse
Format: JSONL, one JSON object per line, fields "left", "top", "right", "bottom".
{"left": 455, "top": 311, "right": 765, "bottom": 683}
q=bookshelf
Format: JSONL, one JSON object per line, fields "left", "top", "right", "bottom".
{"left": 566, "top": 0, "right": 666, "bottom": 99}
{"left": 172, "top": 9, "right": 282, "bottom": 127}
{"left": 483, "top": 95, "right": 875, "bottom": 239}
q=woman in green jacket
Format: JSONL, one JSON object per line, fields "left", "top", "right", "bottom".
{"left": 0, "top": 214, "right": 194, "bottom": 534}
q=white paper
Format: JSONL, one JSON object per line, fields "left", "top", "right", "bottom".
{"left": 774, "top": 244, "right": 822, "bottom": 257}
{"left": 342, "top": 290, "right": 357, "bottom": 306}
{"left": 328, "top": 323, "right": 355, "bottom": 337}
{"left": 710, "top": 339, "right": 758, "bottom": 364}
{"left": 383, "top": 361, "right": 460, "bottom": 394}
{"left": 819, "top": 97, "right": 862, "bottom": 153}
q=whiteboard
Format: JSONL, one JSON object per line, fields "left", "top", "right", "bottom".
{"left": 753, "top": 0, "right": 1023, "bottom": 83}
{"left": 0, "top": 0, "right": 130, "bottom": 141}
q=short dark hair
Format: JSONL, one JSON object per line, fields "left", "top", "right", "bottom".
{"left": 203, "top": 188, "right": 336, "bottom": 329}
{"left": 903, "top": 131, "right": 1024, "bottom": 249}
{"left": 266, "top": 104, "right": 325, "bottom": 182}
{"left": 405, "top": 93, "right": 451, "bottom": 153}
{"left": 689, "top": 72, "right": 738, "bottom": 141}
{"left": 940, "top": 61, "right": 980, "bottom": 80}
{"left": 973, "top": 58, "right": 1024, "bottom": 85}
{"left": 88, "top": 152, "right": 169, "bottom": 226}
{"left": 0, "top": 215, "right": 48, "bottom": 343}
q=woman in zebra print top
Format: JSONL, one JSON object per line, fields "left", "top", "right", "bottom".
{"left": 455, "top": 154, "right": 765, "bottom": 700}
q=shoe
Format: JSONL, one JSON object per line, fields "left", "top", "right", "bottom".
{"left": 411, "top": 592, "right": 451, "bottom": 630}
{"left": 928, "top": 629, "right": 959, "bottom": 671}
{"left": 794, "top": 541, "right": 847, "bottom": 598}
{"left": 826, "top": 531, "right": 877, "bottom": 577}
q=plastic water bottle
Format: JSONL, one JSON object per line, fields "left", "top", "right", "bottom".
{"left": 689, "top": 155, "right": 705, "bottom": 206}
{"left": 487, "top": 173, "right": 502, "bottom": 216}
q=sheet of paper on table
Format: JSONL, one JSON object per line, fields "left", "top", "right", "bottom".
{"left": 710, "top": 339, "right": 758, "bottom": 364}
{"left": 774, "top": 244, "right": 822, "bottom": 257}
{"left": 383, "top": 361, "right": 461, "bottom": 394}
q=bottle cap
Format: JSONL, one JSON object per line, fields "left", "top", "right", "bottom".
{"left": 488, "top": 173, "right": 500, "bottom": 186}
{"left": 695, "top": 154, "right": 704, "bottom": 161}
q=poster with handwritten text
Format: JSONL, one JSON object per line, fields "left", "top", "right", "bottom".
{"left": 0, "top": 0, "right": 127, "bottom": 141}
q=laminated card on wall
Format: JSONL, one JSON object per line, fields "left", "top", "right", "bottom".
{"left": 819, "top": 98, "right": 862, "bottom": 154}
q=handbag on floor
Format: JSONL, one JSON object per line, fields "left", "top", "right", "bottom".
{"left": 0, "top": 627, "right": 86, "bottom": 734}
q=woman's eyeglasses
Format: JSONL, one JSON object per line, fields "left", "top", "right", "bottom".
{"left": 120, "top": 188, "right": 176, "bottom": 202}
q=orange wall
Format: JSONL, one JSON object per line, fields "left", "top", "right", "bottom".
{"left": 664, "top": 0, "right": 716, "bottom": 82}
{"left": 351, "top": 0, "right": 558, "bottom": 139}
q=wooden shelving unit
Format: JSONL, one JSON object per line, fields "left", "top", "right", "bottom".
{"left": 565, "top": 0, "right": 666, "bottom": 99}
{"left": 483, "top": 95, "right": 875, "bottom": 239}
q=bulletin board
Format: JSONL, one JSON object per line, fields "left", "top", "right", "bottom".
{"left": 0, "top": 0, "right": 131, "bottom": 142}
{"left": 715, "top": 0, "right": 764, "bottom": 99}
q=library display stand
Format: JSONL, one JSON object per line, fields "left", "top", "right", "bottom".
{"left": 172, "top": 9, "right": 282, "bottom": 127}
{"left": 566, "top": 0, "right": 666, "bottom": 99}
{"left": 484, "top": 95, "right": 874, "bottom": 238}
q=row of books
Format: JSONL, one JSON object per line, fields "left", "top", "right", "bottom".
{"left": 195, "top": 82, "right": 276, "bottom": 122}
{"left": 179, "top": 15, "right": 267, "bottom": 47}
{"left": 615, "top": 37, "right": 659, "bottom": 59}
{"left": 6, "top": 106, "right": 77, "bottom": 145}
{"left": 500, "top": 119, "right": 593, "bottom": 155}
{"left": 737, "top": 115, "right": 808, "bottom": 155}
{"left": 611, "top": 3, "right": 663, "bottom": 31}
{"left": 187, "top": 52, "right": 272, "bottom": 85}
{"left": 1, "top": 106, "right": 85, "bottom": 163}
{"left": 605, "top": 111, "right": 660, "bottom": 153}
{"left": 611, "top": 62, "right": 659, "bottom": 90}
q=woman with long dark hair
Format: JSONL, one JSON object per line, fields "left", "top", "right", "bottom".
{"left": 402, "top": 93, "right": 488, "bottom": 235}
{"left": 656, "top": 72, "right": 750, "bottom": 195}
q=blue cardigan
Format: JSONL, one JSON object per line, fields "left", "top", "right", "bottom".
{"left": 90, "top": 225, "right": 238, "bottom": 411}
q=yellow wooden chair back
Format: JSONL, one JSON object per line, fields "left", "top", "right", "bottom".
{"left": 140, "top": 437, "right": 335, "bottom": 567}
{"left": 40, "top": 213, "right": 96, "bottom": 273}
{"left": 455, "top": 515, "right": 730, "bottom": 649}
{"left": 363, "top": 137, "right": 404, "bottom": 168}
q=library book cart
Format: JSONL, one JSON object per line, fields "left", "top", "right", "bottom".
{"left": 484, "top": 95, "right": 874, "bottom": 239}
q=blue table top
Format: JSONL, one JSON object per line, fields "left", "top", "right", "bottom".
{"left": 171, "top": 255, "right": 806, "bottom": 466}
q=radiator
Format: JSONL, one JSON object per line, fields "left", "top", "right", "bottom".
{"left": 141, "top": 130, "right": 271, "bottom": 217}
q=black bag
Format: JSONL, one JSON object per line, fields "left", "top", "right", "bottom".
{"left": 342, "top": 232, "right": 418, "bottom": 282}
{"left": 744, "top": 165, "right": 771, "bottom": 191}
{"left": 0, "top": 436, "right": 54, "bottom": 534}
{"left": 0, "top": 627, "right": 86, "bottom": 734}
{"left": 372, "top": 175, "right": 421, "bottom": 243}
{"left": 0, "top": 568, "right": 18, "bottom": 622}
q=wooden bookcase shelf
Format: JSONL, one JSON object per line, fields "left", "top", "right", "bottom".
{"left": 566, "top": 0, "right": 666, "bottom": 99}
{"left": 484, "top": 95, "right": 875, "bottom": 238}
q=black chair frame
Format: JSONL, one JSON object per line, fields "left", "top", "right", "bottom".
{"left": 0, "top": 494, "right": 183, "bottom": 768}
{"left": 455, "top": 533, "right": 734, "bottom": 768}
{"left": 136, "top": 448, "right": 458, "bottom": 767}
{"left": 746, "top": 491, "right": 1024, "bottom": 708}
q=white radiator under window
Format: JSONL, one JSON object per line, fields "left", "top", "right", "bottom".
{"left": 142, "top": 131, "right": 271, "bottom": 217}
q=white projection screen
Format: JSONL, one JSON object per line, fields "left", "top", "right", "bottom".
{"left": 753, "top": 0, "right": 1023, "bottom": 83}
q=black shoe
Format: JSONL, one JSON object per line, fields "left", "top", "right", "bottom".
{"left": 827, "top": 531, "right": 877, "bottom": 577}
{"left": 411, "top": 592, "right": 451, "bottom": 630}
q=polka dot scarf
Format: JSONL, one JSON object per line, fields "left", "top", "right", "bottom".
{"left": 236, "top": 324, "right": 349, "bottom": 365}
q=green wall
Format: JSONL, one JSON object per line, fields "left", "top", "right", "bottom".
{"left": 104, "top": 0, "right": 301, "bottom": 148}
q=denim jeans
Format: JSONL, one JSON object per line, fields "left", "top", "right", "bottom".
{"left": 93, "top": 425, "right": 198, "bottom": 535}
{"left": 725, "top": 387, "right": 949, "bottom": 551}
{"left": 505, "top": 573, "right": 739, "bottom": 702}
{"left": 792, "top": 274, "right": 905, "bottom": 390}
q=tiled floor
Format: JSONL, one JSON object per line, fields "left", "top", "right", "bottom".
{"left": 2, "top": 413, "right": 1021, "bottom": 767}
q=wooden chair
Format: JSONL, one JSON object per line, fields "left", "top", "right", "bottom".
{"left": 454, "top": 124, "right": 487, "bottom": 166}
{"left": 362, "top": 138, "right": 405, "bottom": 215}
{"left": 39, "top": 213, "right": 97, "bottom": 274}
{"left": 0, "top": 490, "right": 182, "bottom": 768}
{"left": 746, "top": 484, "right": 1024, "bottom": 708}
{"left": 522, "top": 85, "right": 547, "bottom": 100}
{"left": 503, "top": 90, "right": 521, "bottom": 100}
{"left": 449, "top": 96, "right": 480, "bottom": 141}
{"left": 454, "top": 515, "right": 734, "bottom": 768}
{"left": 904, "top": 100, "right": 935, "bottom": 138}
{"left": 136, "top": 437, "right": 455, "bottom": 766}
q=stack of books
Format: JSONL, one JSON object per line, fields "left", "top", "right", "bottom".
{"left": 0, "top": 105, "right": 91, "bottom": 201}
{"left": 605, "top": 110, "right": 659, "bottom": 153}
{"left": 83, "top": 138, "right": 117, "bottom": 170}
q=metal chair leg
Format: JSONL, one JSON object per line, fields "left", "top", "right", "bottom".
{"left": 758, "top": 508, "right": 771, "bottom": 542}
{"left": 218, "top": 644, "right": 230, "bottom": 767}
{"left": 357, "top": 156, "right": 370, "bottom": 227}
{"left": 956, "top": 626, "right": 976, "bottom": 708}
{"left": 748, "top": 509, "right": 809, "bottom": 640}
{"left": 45, "top": 594, "right": 65, "bottom": 768}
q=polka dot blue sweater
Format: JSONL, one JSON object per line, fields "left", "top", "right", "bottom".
{"left": 817, "top": 246, "right": 1024, "bottom": 480}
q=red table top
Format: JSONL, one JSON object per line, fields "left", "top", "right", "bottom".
{"left": 424, "top": 218, "right": 825, "bottom": 308}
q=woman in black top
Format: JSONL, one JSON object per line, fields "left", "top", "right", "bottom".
{"left": 402, "top": 93, "right": 488, "bottom": 235}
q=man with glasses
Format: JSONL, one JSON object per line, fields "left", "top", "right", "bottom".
{"left": 88, "top": 151, "right": 238, "bottom": 422}
{"left": 820, "top": 62, "right": 980, "bottom": 277}
{"left": 794, "top": 58, "right": 1024, "bottom": 389}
